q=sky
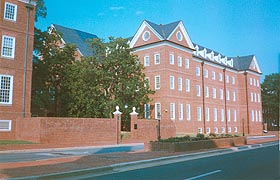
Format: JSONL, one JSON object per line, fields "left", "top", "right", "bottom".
{"left": 36, "top": 0, "right": 280, "bottom": 81}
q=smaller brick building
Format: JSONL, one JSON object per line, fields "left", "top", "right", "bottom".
{"left": 0, "top": 0, "right": 35, "bottom": 139}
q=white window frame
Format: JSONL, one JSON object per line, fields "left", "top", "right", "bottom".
{"left": 186, "top": 79, "right": 190, "bottom": 92}
{"left": 213, "top": 88, "right": 216, "bottom": 99}
{"left": 178, "top": 56, "right": 182, "bottom": 67}
{"left": 214, "top": 127, "right": 218, "bottom": 134}
{"left": 178, "top": 77, "right": 182, "bottom": 91}
{"left": 226, "top": 90, "right": 230, "bottom": 101}
{"left": 234, "top": 127, "right": 238, "bottom": 133}
{"left": 220, "top": 89, "right": 223, "bottom": 100}
{"left": 170, "top": 103, "right": 175, "bottom": 120}
{"left": 4, "top": 2, "right": 17, "bottom": 21}
{"left": 206, "top": 127, "right": 211, "bottom": 134}
{"left": 178, "top": 103, "right": 183, "bottom": 120}
{"left": 186, "top": 104, "right": 191, "bottom": 121}
{"left": 170, "top": 76, "right": 175, "bottom": 90}
{"left": 257, "top": 94, "right": 260, "bottom": 103}
{"left": 251, "top": 92, "right": 254, "bottom": 102}
{"left": 219, "top": 73, "right": 223, "bottom": 81}
{"left": 255, "top": 110, "right": 258, "bottom": 122}
{"left": 185, "top": 58, "right": 189, "bottom": 69}
{"left": 169, "top": 53, "right": 174, "bottom": 64}
{"left": 221, "top": 109, "right": 225, "bottom": 122}
{"left": 212, "top": 71, "right": 216, "bottom": 80}
{"left": 226, "top": 75, "right": 229, "bottom": 83}
{"left": 155, "top": 75, "right": 160, "bottom": 90}
{"left": 154, "top": 53, "right": 160, "bottom": 65}
{"left": 206, "top": 107, "right": 210, "bottom": 121}
{"left": 196, "top": 85, "right": 201, "bottom": 97}
{"left": 254, "top": 93, "right": 257, "bottom": 102}
{"left": 0, "top": 75, "right": 13, "bottom": 105}
{"left": 144, "top": 56, "right": 150, "bottom": 67}
{"left": 196, "top": 67, "right": 200, "bottom": 76}
{"left": 144, "top": 77, "right": 150, "bottom": 87}
{"left": 228, "top": 127, "right": 232, "bottom": 133}
{"left": 204, "top": 69, "right": 208, "bottom": 78}
{"left": 250, "top": 78, "right": 252, "bottom": 85}
{"left": 227, "top": 109, "right": 231, "bottom": 122}
{"left": 234, "top": 110, "right": 237, "bottom": 122}
{"left": 155, "top": 102, "right": 161, "bottom": 120}
{"left": 198, "top": 128, "right": 203, "bottom": 134}
{"left": 0, "top": 120, "right": 12, "bottom": 131}
{"left": 232, "top": 76, "right": 235, "bottom": 84}
{"left": 251, "top": 110, "right": 254, "bottom": 122}
{"left": 259, "top": 111, "right": 262, "bottom": 122}
{"left": 213, "top": 108, "right": 217, "bottom": 121}
{"left": 1, "top": 35, "right": 16, "bottom": 58}
{"left": 205, "top": 86, "right": 209, "bottom": 97}
{"left": 197, "top": 107, "right": 202, "bottom": 121}
{"left": 233, "top": 91, "right": 236, "bottom": 101}
{"left": 221, "top": 127, "right": 225, "bottom": 134}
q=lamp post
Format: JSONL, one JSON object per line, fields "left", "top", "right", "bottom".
{"left": 242, "top": 118, "right": 245, "bottom": 136}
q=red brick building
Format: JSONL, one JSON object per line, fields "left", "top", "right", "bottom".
{"left": 0, "top": 0, "right": 35, "bottom": 139}
{"left": 129, "top": 20, "right": 263, "bottom": 135}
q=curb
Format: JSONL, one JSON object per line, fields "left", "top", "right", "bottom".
{"left": 7, "top": 141, "right": 279, "bottom": 180}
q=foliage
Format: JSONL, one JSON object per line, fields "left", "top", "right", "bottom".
{"left": 35, "top": 0, "right": 47, "bottom": 22}
{"left": 31, "top": 29, "right": 76, "bottom": 116}
{"left": 0, "top": 140, "right": 35, "bottom": 145}
{"left": 66, "top": 37, "right": 154, "bottom": 119}
{"left": 158, "top": 134, "right": 239, "bottom": 142}
{"left": 261, "top": 73, "right": 280, "bottom": 130}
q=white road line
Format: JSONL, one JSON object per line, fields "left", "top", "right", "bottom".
{"left": 185, "top": 170, "right": 222, "bottom": 180}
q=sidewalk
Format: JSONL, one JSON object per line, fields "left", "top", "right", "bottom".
{"left": 0, "top": 132, "right": 278, "bottom": 179}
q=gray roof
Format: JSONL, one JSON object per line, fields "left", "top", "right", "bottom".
{"left": 145, "top": 20, "right": 181, "bottom": 39}
{"left": 193, "top": 43, "right": 255, "bottom": 71}
{"left": 52, "top": 24, "right": 98, "bottom": 57}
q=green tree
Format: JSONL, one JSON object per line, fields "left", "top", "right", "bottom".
{"left": 261, "top": 73, "right": 280, "bottom": 130}
{"left": 67, "top": 37, "right": 154, "bottom": 124}
{"left": 31, "top": 29, "right": 76, "bottom": 116}
{"left": 35, "top": 0, "right": 47, "bottom": 22}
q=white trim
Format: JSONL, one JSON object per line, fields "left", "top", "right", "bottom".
{"left": 0, "top": 75, "right": 13, "bottom": 105}
{"left": 1, "top": 35, "right": 16, "bottom": 58}
{"left": 251, "top": 56, "right": 262, "bottom": 73}
{"left": 0, "top": 120, "right": 12, "bottom": 131}
{"left": 132, "top": 41, "right": 194, "bottom": 54}
{"left": 166, "top": 21, "right": 194, "bottom": 49}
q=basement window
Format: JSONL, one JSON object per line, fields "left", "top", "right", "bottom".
{"left": 0, "top": 120, "right": 12, "bottom": 131}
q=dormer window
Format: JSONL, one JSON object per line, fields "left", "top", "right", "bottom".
{"left": 176, "top": 31, "right": 183, "bottom": 41}
{"left": 203, "top": 49, "right": 206, "bottom": 58}
{"left": 211, "top": 51, "right": 214, "bottom": 60}
{"left": 142, "top": 31, "right": 150, "bottom": 41}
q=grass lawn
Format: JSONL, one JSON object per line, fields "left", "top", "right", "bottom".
{"left": 0, "top": 140, "right": 35, "bottom": 145}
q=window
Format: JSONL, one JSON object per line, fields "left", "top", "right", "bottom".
{"left": 1, "top": 35, "right": 16, "bottom": 58}
{"left": 251, "top": 92, "right": 253, "bottom": 102}
{"left": 144, "top": 104, "right": 150, "bottom": 119}
{"left": 155, "top": 103, "right": 161, "bottom": 119}
{"left": 213, "top": 108, "right": 217, "bottom": 121}
{"left": 142, "top": 31, "right": 150, "bottom": 41}
{"left": 221, "top": 109, "right": 224, "bottom": 121}
{"left": 0, "top": 120, "right": 12, "bottom": 131}
{"left": 254, "top": 93, "right": 257, "bottom": 102}
{"left": 178, "top": 77, "right": 182, "bottom": 91}
{"left": 251, "top": 110, "right": 254, "bottom": 122}
{"left": 206, "top": 127, "right": 211, "bottom": 134}
{"left": 170, "top": 103, "right": 175, "bottom": 120}
{"left": 186, "top": 79, "right": 190, "bottom": 92}
{"left": 170, "top": 76, "right": 174, "bottom": 90}
{"left": 227, "top": 109, "right": 231, "bottom": 122}
{"left": 232, "top": 77, "right": 235, "bottom": 84}
{"left": 4, "top": 2, "right": 17, "bottom": 21}
{"left": 213, "top": 88, "right": 216, "bottom": 99}
{"left": 228, "top": 127, "right": 232, "bottom": 133}
{"left": 198, "top": 128, "right": 203, "bottom": 134}
{"left": 249, "top": 78, "right": 252, "bottom": 85}
{"left": 259, "top": 111, "right": 262, "bottom": 122}
{"left": 220, "top": 89, "right": 223, "bottom": 100}
{"left": 176, "top": 31, "right": 183, "bottom": 41}
{"left": 196, "top": 85, "right": 201, "bottom": 96}
{"left": 226, "top": 90, "right": 230, "bottom": 100}
{"left": 144, "top": 77, "right": 150, "bottom": 87}
{"left": 144, "top": 56, "right": 150, "bottom": 66}
{"left": 178, "top": 56, "right": 182, "bottom": 67}
{"left": 255, "top": 110, "right": 258, "bottom": 122}
{"left": 154, "top": 53, "right": 160, "bottom": 64}
{"left": 186, "top": 104, "right": 191, "bottom": 120}
{"left": 226, "top": 75, "right": 229, "bottom": 83}
{"left": 205, "top": 86, "right": 209, "bottom": 97}
{"left": 155, "top": 75, "right": 160, "bottom": 90}
{"left": 234, "top": 110, "right": 237, "bottom": 122}
{"left": 196, "top": 67, "right": 200, "bottom": 76}
{"left": 206, "top": 107, "right": 210, "bottom": 121}
{"left": 214, "top": 127, "right": 218, "bottom": 134}
{"left": 179, "top": 103, "right": 183, "bottom": 120}
{"left": 253, "top": 79, "right": 256, "bottom": 86}
{"left": 212, "top": 71, "right": 216, "bottom": 80}
{"left": 234, "top": 127, "right": 238, "bottom": 133}
{"left": 221, "top": 127, "right": 225, "bottom": 134}
{"left": 185, "top": 58, "right": 189, "bottom": 69}
{"left": 219, "top": 73, "right": 223, "bottom": 81}
{"left": 169, "top": 53, "right": 174, "bottom": 64}
{"left": 233, "top": 91, "right": 236, "bottom": 101}
{"left": 204, "top": 69, "right": 208, "bottom": 78}
{"left": 197, "top": 107, "right": 202, "bottom": 121}
{"left": 257, "top": 94, "right": 260, "bottom": 103}
{"left": 257, "top": 80, "right": 259, "bottom": 87}
{"left": 0, "top": 75, "right": 13, "bottom": 104}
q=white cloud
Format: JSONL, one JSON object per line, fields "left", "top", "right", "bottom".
{"left": 136, "top": 11, "right": 144, "bottom": 15}
{"left": 110, "top": 6, "right": 125, "bottom": 10}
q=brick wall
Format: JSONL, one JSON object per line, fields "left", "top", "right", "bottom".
{"left": 15, "top": 117, "right": 118, "bottom": 145}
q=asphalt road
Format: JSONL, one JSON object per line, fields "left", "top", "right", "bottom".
{"left": 0, "top": 144, "right": 144, "bottom": 163}
{"left": 90, "top": 144, "right": 279, "bottom": 180}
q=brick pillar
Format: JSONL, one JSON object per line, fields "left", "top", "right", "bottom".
{"left": 130, "top": 107, "right": 138, "bottom": 139}
{"left": 113, "top": 106, "right": 122, "bottom": 144}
